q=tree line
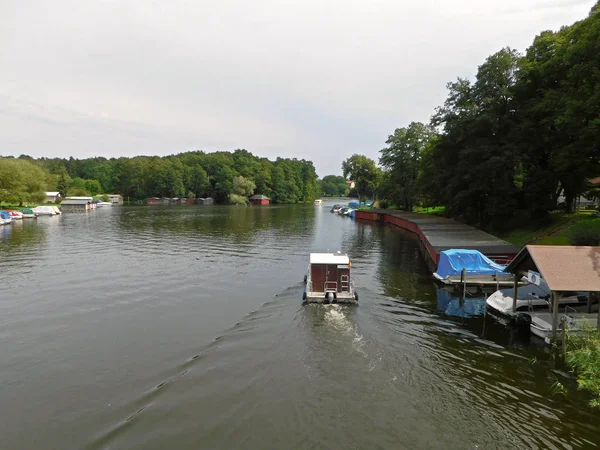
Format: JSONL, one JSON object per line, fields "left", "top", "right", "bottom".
{"left": 0, "top": 150, "right": 321, "bottom": 205}
{"left": 347, "top": 3, "right": 600, "bottom": 229}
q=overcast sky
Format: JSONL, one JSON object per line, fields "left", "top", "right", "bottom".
{"left": 0, "top": 0, "right": 595, "bottom": 176}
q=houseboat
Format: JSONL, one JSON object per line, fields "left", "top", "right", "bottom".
{"left": 303, "top": 252, "right": 358, "bottom": 304}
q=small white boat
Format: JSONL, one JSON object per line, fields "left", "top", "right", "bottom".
{"left": 20, "top": 208, "right": 38, "bottom": 218}
{"left": 95, "top": 201, "right": 113, "bottom": 207}
{"left": 6, "top": 210, "right": 23, "bottom": 220}
{"left": 330, "top": 204, "right": 343, "bottom": 213}
{"left": 486, "top": 280, "right": 588, "bottom": 316}
{"left": 530, "top": 312, "right": 598, "bottom": 343}
{"left": 314, "top": 199, "right": 323, "bottom": 206}
{"left": 0, "top": 211, "right": 13, "bottom": 224}
{"left": 303, "top": 252, "right": 358, "bottom": 304}
{"left": 33, "top": 206, "right": 56, "bottom": 215}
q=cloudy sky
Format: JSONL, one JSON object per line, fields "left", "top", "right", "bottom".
{"left": 0, "top": 0, "right": 595, "bottom": 176}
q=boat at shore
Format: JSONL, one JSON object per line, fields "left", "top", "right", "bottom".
{"left": 0, "top": 211, "right": 12, "bottom": 225}
{"left": 486, "top": 280, "right": 589, "bottom": 316}
{"left": 20, "top": 208, "right": 38, "bottom": 218}
{"left": 303, "top": 252, "right": 358, "bottom": 304}
{"left": 330, "top": 204, "right": 343, "bottom": 213}
{"left": 33, "top": 206, "right": 56, "bottom": 215}
{"left": 433, "top": 249, "right": 517, "bottom": 288}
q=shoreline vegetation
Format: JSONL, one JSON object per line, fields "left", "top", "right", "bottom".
{"left": 342, "top": 4, "right": 600, "bottom": 248}
{"left": 0, "top": 150, "right": 321, "bottom": 206}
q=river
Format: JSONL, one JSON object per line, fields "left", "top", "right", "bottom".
{"left": 0, "top": 202, "right": 598, "bottom": 449}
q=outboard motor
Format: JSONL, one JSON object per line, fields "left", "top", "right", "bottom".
{"left": 509, "top": 312, "right": 532, "bottom": 334}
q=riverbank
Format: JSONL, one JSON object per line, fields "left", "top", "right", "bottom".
{"left": 355, "top": 209, "right": 519, "bottom": 270}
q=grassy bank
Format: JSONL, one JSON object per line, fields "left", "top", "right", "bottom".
{"left": 497, "top": 211, "right": 599, "bottom": 247}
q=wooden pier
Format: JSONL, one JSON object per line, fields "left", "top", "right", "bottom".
{"left": 355, "top": 209, "right": 520, "bottom": 270}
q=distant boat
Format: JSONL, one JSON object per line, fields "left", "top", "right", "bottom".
{"left": 0, "top": 211, "right": 12, "bottom": 225}
{"left": 95, "top": 201, "right": 113, "bottom": 207}
{"left": 314, "top": 199, "right": 323, "bottom": 206}
{"left": 33, "top": 206, "right": 56, "bottom": 215}
{"left": 6, "top": 210, "right": 23, "bottom": 220}
{"left": 20, "top": 208, "right": 38, "bottom": 218}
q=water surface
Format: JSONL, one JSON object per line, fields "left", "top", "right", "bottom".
{"left": 0, "top": 204, "right": 598, "bottom": 449}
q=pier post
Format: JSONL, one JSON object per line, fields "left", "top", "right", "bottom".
{"left": 511, "top": 275, "right": 519, "bottom": 313}
{"left": 460, "top": 268, "right": 466, "bottom": 307}
{"left": 551, "top": 291, "right": 559, "bottom": 343}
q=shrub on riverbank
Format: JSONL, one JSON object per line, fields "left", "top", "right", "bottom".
{"left": 565, "top": 329, "right": 600, "bottom": 408}
{"left": 568, "top": 221, "right": 600, "bottom": 246}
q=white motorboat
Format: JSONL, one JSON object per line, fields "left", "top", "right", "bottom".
{"left": 486, "top": 280, "right": 588, "bottom": 316}
{"left": 96, "top": 201, "right": 113, "bottom": 207}
{"left": 33, "top": 206, "right": 56, "bottom": 215}
{"left": 314, "top": 199, "right": 323, "bottom": 206}
{"left": 0, "top": 211, "right": 12, "bottom": 225}
{"left": 303, "top": 252, "right": 358, "bottom": 304}
{"left": 530, "top": 312, "right": 598, "bottom": 343}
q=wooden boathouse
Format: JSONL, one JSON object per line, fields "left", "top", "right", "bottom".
{"left": 505, "top": 245, "right": 600, "bottom": 342}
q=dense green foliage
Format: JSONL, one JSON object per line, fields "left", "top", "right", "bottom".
{"left": 342, "top": 154, "right": 381, "bottom": 203}
{"left": 0, "top": 157, "right": 48, "bottom": 205}
{"left": 0, "top": 150, "right": 320, "bottom": 204}
{"left": 320, "top": 175, "right": 348, "bottom": 197}
{"left": 377, "top": 4, "right": 600, "bottom": 227}
{"left": 565, "top": 328, "right": 600, "bottom": 408}
{"left": 568, "top": 220, "right": 600, "bottom": 246}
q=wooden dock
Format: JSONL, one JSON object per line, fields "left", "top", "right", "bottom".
{"left": 355, "top": 209, "right": 520, "bottom": 270}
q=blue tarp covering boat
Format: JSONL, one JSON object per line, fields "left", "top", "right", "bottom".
{"left": 434, "top": 249, "right": 508, "bottom": 279}
{"left": 348, "top": 201, "right": 359, "bottom": 208}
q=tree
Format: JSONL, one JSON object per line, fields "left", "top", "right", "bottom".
{"left": 379, "top": 122, "right": 434, "bottom": 211}
{"left": 230, "top": 176, "right": 256, "bottom": 204}
{"left": 84, "top": 179, "right": 102, "bottom": 196}
{"left": 321, "top": 175, "right": 348, "bottom": 196}
{"left": 341, "top": 154, "right": 380, "bottom": 204}
{"left": 0, "top": 157, "right": 48, "bottom": 206}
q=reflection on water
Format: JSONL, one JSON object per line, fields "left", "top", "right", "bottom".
{"left": 0, "top": 205, "right": 599, "bottom": 450}
{"left": 436, "top": 288, "right": 487, "bottom": 318}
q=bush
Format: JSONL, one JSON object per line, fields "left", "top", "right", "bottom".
{"left": 379, "top": 200, "right": 389, "bottom": 209}
{"left": 568, "top": 221, "right": 600, "bottom": 246}
{"left": 565, "top": 328, "right": 600, "bottom": 408}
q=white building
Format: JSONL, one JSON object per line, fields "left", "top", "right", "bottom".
{"left": 45, "top": 192, "right": 61, "bottom": 203}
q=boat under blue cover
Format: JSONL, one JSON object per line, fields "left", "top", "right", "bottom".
{"left": 434, "top": 249, "right": 509, "bottom": 279}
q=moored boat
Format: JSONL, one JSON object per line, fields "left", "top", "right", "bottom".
{"left": 20, "top": 208, "right": 38, "bottom": 218}
{"left": 0, "top": 211, "right": 13, "bottom": 225}
{"left": 314, "top": 199, "right": 323, "bottom": 206}
{"left": 33, "top": 206, "right": 56, "bottom": 215}
{"left": 330, "top": 204, "right": 343, "bottom": 213}
{"left": 433, "top": 249, "right": 517, "bottom": 288}
{"left": 486, "top": 280, "right": 588, "bottom": 316}
{"left": 303, "top": 252, "right": 358, "bottom": 304}
{"left": 6, "top": 210, "right": 23, "bottom": 220}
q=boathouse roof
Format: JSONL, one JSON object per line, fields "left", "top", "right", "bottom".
{"left": 249, "top": 194, "right": 270, "bottom": 200}
{"left": 506, "top": 245, "right": 600, "bottom": 292}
